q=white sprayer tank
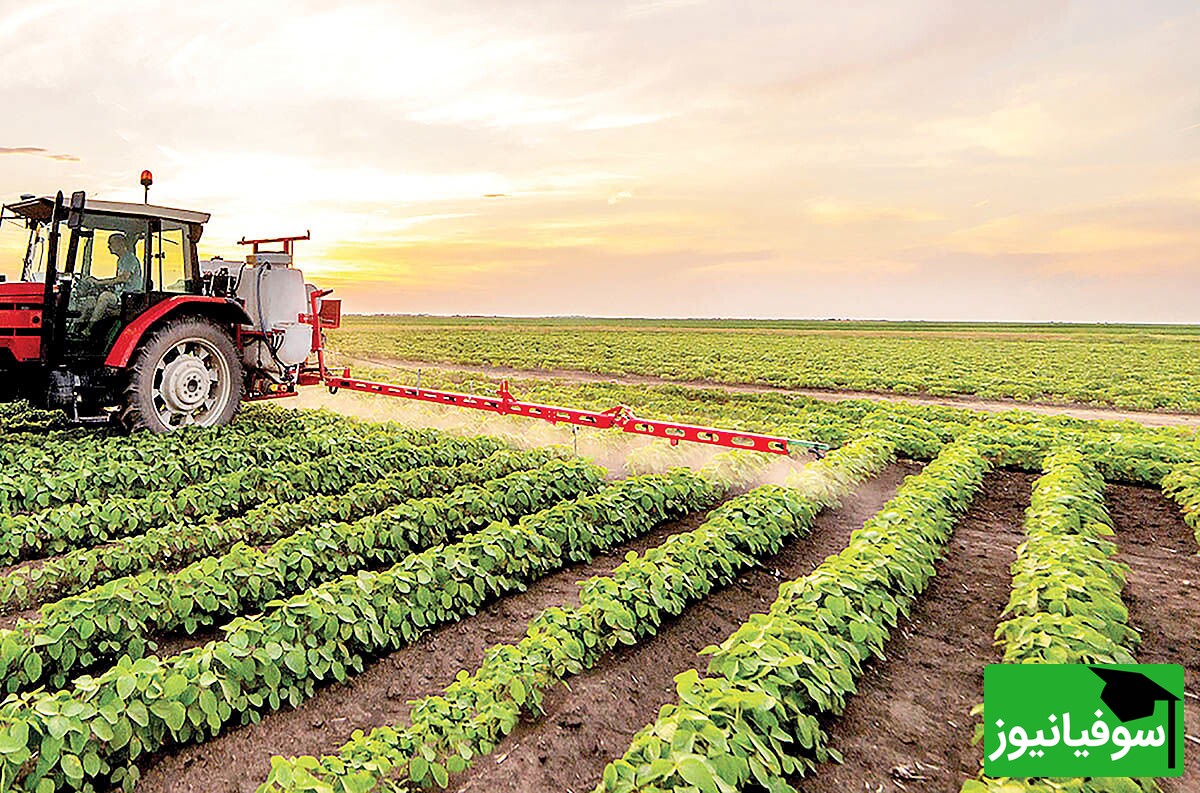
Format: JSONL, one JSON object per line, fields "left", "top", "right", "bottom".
{"left": 201, "top": 252, "right": 313, "bottom": 374}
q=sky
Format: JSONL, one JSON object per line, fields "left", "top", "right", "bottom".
{"left": 0, "top": 0, "right": 1197, "bottom": 321}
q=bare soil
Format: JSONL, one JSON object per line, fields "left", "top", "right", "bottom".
{"left": 130, "top": 464, "right": 916, "bottom": 793}
{"left": 343, "top": 354, "right": 1200, "bottom": 429}
{"left": 1108, "top": 484, "right": 1200, "bottom": 793}
{"left": 443, "top": 462, "right": 922, "bottom": 793}
{"left": 130, "top": 504, "right": 728, "bottom": 793}
{"left": 0, "top": 605, "right": 41, "bottom": 631}
{"left": 788, "top": 478, "right": 1199, "bottom": 793}
{"left": 116, "top": 470, "right": 1200, "bottom": 793}
{"left": 794, "top": 470, "right": 1033, "bottom": 792}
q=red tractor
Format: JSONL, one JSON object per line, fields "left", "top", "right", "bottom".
{"left": 0, "top": 188, "right": 337, "bottom": 430}
{"left": 0, "top": 183, "right": 823, "bottom": 456}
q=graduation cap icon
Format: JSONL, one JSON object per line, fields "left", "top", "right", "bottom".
{"left": 1090, "top": 666, "right": 1181, "bottom": 769}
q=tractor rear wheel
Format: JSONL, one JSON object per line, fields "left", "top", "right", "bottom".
{"left": 123, "top": 317, "right": 243, "bottom": 432}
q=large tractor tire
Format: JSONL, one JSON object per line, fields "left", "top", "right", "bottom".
{"left": 123, "top": 317, "right": 243, "bottom": 432}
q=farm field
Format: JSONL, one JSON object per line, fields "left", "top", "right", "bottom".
{"left": 0, "top": 377, "right": 1196, "bottom": 793}
{"left": 5, "top": 1, "right": 1197, "bottom": 791}
{"left": 330, "top": 317, "right": 1200, "bottom": 413}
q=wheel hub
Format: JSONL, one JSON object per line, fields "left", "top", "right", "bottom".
{"left": 159, "top": 355, "right": 213, "bottom": 413}
{"left": 151, "top": 337, "right": 232, "bottom": 427}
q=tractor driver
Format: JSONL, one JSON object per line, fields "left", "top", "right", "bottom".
{"left": 82, "top": 232, "right": 143, "bottom": 334}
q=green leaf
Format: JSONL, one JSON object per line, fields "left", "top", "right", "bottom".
{"left": 91, "top": 718, "right": 114, "bottom": 742}
{"left": 677, "top": 755, "right": 720, "bottom": 793}
{"left": 126, "top": 699, "right": 149, "bottom": 727}
{"left": 163, "top": 674, "right": 189, "bottom": 698}
{"left": 116, "top": 674, "right": 137, "bottom": 700}
{"left": 509, "top": 678, "right": 527, "bottom": 705}
{"left": 22, "top": 652, "right": 41, "bottom": 682}
{"left": 0, "top": 726, "right": 26, "bottom": 754}
{"left": 60, "top": 753, "right": 84, "bottom": 781}
{"left": 284, "top": 649, "right": 306, "bottom": 675}
{"left": 151, "top": 700, "right": 187, "bottom": 732}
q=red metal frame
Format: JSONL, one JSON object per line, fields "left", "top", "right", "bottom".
{"left": 237, "top": 232, "right": 311, "bottom": 255}
{"left": 320, "top": 371, "right": 802, "bottom": 454}
{"left": 0, "top": 282, "right": 45, "bottom": 363}
{"left": 104, "top": 295, "right": 248, "bottom": 368}
{"left": 249, "top": 389, "right": 300, "bottom": 401}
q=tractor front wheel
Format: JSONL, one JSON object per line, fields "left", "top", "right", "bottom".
{"left": 123, "top": 317, "right": 243, "bottom": 432}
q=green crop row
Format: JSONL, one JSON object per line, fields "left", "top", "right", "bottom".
{"left": 0, "top": 413, "right": 415, "bottom": 520}
{"left": 0, "top": 458, "right": 603, "bottom": 696}
{"left": 993, "top": 449, "right": 1138, "bottom": 665}
{"left": 0, "top": 403, "right": 71, "bottom": 435}
{"left": 961, "top": 450, "right": 1156, "bottom": 793}
{"left": 0, "top": 404, "right": 348, "bottom": 483}
{"left": 590, "top": 437, "right": 989, "bottom": 793}
{"left": 1160, "top": 462, "right": 1200, "bottom": 548}
{"left": 331, "top": 319, "right": 1200, "bottom": 411}
{"left": 980, "top": 415, "right": 1200, "bottom": 486}
{"left": 0, "top": 470, "right": 715, "bottom": 792}
{"left": 0, "top": 426, "right": 454, "bottom": 564}
{"left": 256, "top": 433, "right": 895, "bottom": 792}
{"left": 0, "top": 402, "right": 47, "bottom": 421}
{"left": 0, "top": 441, "right": 536, "bottom": 614}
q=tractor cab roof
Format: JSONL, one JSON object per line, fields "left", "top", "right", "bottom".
{"left": 2, "top": 196, "right": 210, "bottom": 226}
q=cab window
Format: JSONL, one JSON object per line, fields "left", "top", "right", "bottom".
{"left": 152, "top": 221, "right": 191, "bottom": 293}
{"left": 87, "top": 230, "right": 125, "bottom": 279}
{"left": 74, "top": 215, "right": 147, "bottom": 293}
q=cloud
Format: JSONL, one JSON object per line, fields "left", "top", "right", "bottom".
{"left": 622, "top": 0, "right": 708, "bottom": 19}
{"left": 803, "top": 199, "right": 942, "bottom": 226}
{"left": 0, "top": 147, "right": 79, "bottom": 162}
{"left": 576, "top": 113, "right": 671, "bottom": 131}
{"left": 1, "top": 2, "right": 1198, "bottom": 320}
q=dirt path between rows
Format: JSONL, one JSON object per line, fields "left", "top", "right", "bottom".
{"left": 794, "top": 470, "right": 1032, "bottom": 792}
{"left": 1108, "top": 484, "right": 1200, "bottom": 793}
{"left": 130, "top": 504, "right": 726, "bottom": 793}
{"left": 444, "top": 461, "right": 921, "bottom": 793}
{"left": 130, "top": 463, "right": 917, "bottom": 793}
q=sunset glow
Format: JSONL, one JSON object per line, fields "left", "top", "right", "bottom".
{"left": 1, "top": 0, "right": 1196, "bottom": 321}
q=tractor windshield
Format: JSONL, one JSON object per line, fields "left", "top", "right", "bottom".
{"left": 0, "top": 212, "right": 41, "bottom": 283}
{"left": 75, "top": 217, "right": 147, "bottom": 284}
{"left": 62, "top": 212, "right": 150, "bottom": 351}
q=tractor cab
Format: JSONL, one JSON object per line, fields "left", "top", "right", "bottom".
{"left": 3, "top": 193, "right": 212, "bottom": 360}
{"left": 0, "top": 189, "right": 257, "bottom": 428}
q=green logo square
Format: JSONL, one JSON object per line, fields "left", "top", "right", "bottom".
{"left": 983, "top": 664, "right": 1185, "bottom": 778}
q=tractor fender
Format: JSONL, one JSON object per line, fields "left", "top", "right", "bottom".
{"left": 104, "top": 296, "right": 251, "bottom": 369}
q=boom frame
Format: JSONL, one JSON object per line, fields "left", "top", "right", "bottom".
{"left": 300, "top": 293, "right": 827, "bottom": 457}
